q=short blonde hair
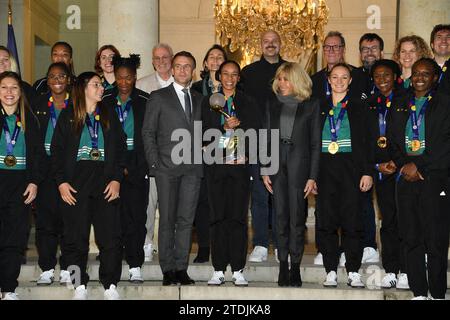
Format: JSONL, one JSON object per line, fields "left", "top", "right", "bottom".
{"left": 272, "top": 62, "right": 312, "bottom": 101}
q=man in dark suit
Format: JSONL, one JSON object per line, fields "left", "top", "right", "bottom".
{"left": 142, "top": 51, "right": 203, "bottom": 286}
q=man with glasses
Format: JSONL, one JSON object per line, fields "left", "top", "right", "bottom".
{"left": 142, "top": 51, "right": 203, "bottom": 286}
{"left": 136, "top": 43, "right": 175, "bottom": 262}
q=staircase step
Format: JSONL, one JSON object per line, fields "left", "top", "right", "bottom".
{"left": 16, "top": 281, "right": 415, "bottom": 300}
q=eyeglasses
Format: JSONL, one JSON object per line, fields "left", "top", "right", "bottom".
{"left": 323, "top": 44, "right": 344, "bottom": 52}
{"left": 360, "top": 46, "right": 380, "bottom": 53}
{"left": 87, "top": 82, "right": 103, "bottom": 89}
{"left": 48, "top": 74, "right": 68, "bottom": 82}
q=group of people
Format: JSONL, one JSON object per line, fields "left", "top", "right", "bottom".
{"left": 0, "top": 22, "right": 448, "bottom": 300}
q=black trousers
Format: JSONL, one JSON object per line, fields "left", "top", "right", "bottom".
{"left": 396, "top": 172, "right": 449, "bottom": 299}
{"left": 35, "top": 170, "right": 66, "bottom": 271}
{"left": 316, "top": 153, "right": 364, "bottom": 273}
{"left": 0, "top": 170, "right": 29, "bottom": 293}
{"left": 273, "top": 144, "right": 306, "bottom": 264}
{"left": 120, "top": 176, "right": 149, "bottom": 268}
{"left": 207, "top": 165, "right": 250, "bottom": 272}
{"left": 61, "top": 161, "right": 122, "bottom": 289}
{"left": 375, "top": 174, "right": 405, "bottom": 274}
{"left": 194, "top": 177, "right": 210, "bottom": 249}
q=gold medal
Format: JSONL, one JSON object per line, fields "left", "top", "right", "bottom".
{"left": 328, "top": 141, "right": 339, "bottom": 154}
{"left": 4, "top": 155, "right": 17, "bottom": 167}
{"left": 89, "top": 149, "right": 102, "bottom": 161}
{"left": 377, "top": 136, "right": 387, "bottom": 149}
{"left": 410, "top": 140, "right": 421, "bottom": 152}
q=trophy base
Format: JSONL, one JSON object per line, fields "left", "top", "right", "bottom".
{"left": 224, "top": 154, "right": 247, "bottom": 165}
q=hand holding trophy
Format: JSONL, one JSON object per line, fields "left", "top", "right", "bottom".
{"left": 209, "top": 93, "right": 244, "bottom": 164}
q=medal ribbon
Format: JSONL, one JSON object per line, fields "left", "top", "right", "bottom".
{"left": 327, "top": 94, "right": 349, "bottom": 142}
{"left": 48, "top": 93, "right": 69, "bottom": 128}
{"left": 85, "top": 107, "right": 100, "bottom": 150}
{"left": 115, "top": 98, "right": 132, "bottom": 129}
{"left": 377, "top": 92, "right": 393, "bottom": 137}
{"left": 324, "top": 72, "right": 331, "bottom": 98}
{"left": 1, "top": 110, "right": 21, "bottom": 156}
{"left": 409, "top": 92, "right": 432, "bottom": 141}
{"left": 438, "top": 59, "right": 449, "bottom": 84}
{"left": 220, "top": 93, "right": 236, "bottom": 125}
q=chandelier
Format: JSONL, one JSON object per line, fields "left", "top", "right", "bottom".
{"left": 214, "top": 0, "right": 329, "bottom": 69}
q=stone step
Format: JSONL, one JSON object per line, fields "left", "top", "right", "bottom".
{"left": 19, "top": 255, "right": 450, "bottom": 288}
{"left": 16, "top": 281, "right": 416, "bottom": 300}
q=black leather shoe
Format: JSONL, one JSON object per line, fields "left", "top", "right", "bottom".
{"left": 176, "top": 270, "right": 195, "bottom": 285}
{"left": 193, "top": 247, "right": 210, "bottom": 263}
{"left": 290, "top": 263, "right": 302, "bottom": 287}
{"left": 278, "top": 261, "right": 290, "bottom": 287}
{"left": 162, "top": 271, "right": 178, "bottom": 286}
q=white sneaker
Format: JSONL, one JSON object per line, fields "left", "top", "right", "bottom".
{"left": 104, "top": 284, "right": 120, "bottom": 300}
{"left": 323, "top": 271, "right": 338, "bottom": 287}
{"left": 314, "top": 253, "right": 323, "bottom": 265}
{"left": 361, "top": 247, "right": 380, "bottom": 263}
{"left": 208, "top": 271, "right": 225, "bottom": 286}
{"left": 59, "top": 270, "right": 71, "bottom": 285}
{"left": 381, "top": 273, "right": 397, "bottom": 289}
{"left": 347, "top": 272, "right": 365, "bottom": 288}
{"left": 248, "top": 246, "right": 268, "bottom": 262}
{"left": 37, "top": 269, "right": 55, "bottom": 285}
{"left": 339, "top": 252, "right": 346, "bottom": 267}
{"left": 144, "top": 244, "right": 154, "bottom": 262}
{"left": 232, "top": 270, "right": 248, "bottom": 286}
{"left": 411, "top": 296, "right": 429, "bottom": 300}
{"left": 2, "top": 292, "right": 19, "bottom": 300}
{"left": 73, "top": 285, "right": 88, "bottom": 300}
{"left": 129, "top": 267, "right": 144, "bottom": 283}
{"left": 396, "top": 273, "right": 410, "bottom": 290}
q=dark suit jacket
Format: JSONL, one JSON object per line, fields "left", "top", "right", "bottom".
{"left": 103, "top": 87, "right": 150, "bottom": 185}
{"left": 388, "top": 91, "right": 450, "bottom": 175}
{"left": 319, "top": 97, "right": 373, "bottom": 178}
{"left": 142, "top": 83, "right": 203, "bottom": 177}
{"left": 0, "top": 106, "right": 44, "bottom": 185}
{"left": 265, "top": 96, "right": 321, "bottom": 188}
{"left": 50, "top": 105, "right": 127, "bottom": 186}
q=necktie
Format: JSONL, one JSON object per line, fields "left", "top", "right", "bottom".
{"left": 182, "top": 88, "right": 192, "bottom": 122}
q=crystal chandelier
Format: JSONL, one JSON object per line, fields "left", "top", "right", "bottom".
{"left": 214, "top": 0, "right": 329, "bottom": 70}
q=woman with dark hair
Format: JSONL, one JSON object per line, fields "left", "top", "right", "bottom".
{"left": 33, "top": 41, "right": 76, "bottom": 96}
{"left": 318, "top": 63, "right": 373, "bottom": 289}
{"left": 262, "top": 62, "right": 321, "bottom": 287}
{"left": 51, "top": 71, "right": 126, "bottom": 300}
{"left": 203, "top": 60, "right": 260, "bottom": 287}
{"left": 0, "top": 71, "right": 43, "bottom": 300}
{"left": 0, "top": 45, "right": 35, "bottom": 105}
{"left": 389, "top": 58, "right": 450, "bottom": 300}
{"left": 102, "top": 54, "right": 150, "bottom": 283}
{"left": 34, "top": 62, "right": 73, "bottom": 286}
{"left": 192, "top": 44, "right": 227, "bottom": 96}
{"left": 95, "top": 45, "right": 121, "bottom": 91}
{"left": 191, "top": 45, "right": 227, "bottom": 263}
{"left": 366, "top": 59, "right": 410, "bottom": 290}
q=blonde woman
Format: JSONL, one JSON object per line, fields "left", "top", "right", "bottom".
{"left": 262, "top": 62, "right": 321, "bottom": 287}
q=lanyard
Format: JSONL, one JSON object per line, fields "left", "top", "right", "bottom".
{"left": 327, "top": 94, "right": 349, "bottom": 142}
{"left": 409, "top": 92, "right": 433, "bottom": 141}
{"left": 115, "top": 98, "right": 132, "bottom": 128}
{"left": 1, "top": 110, "right": 21, "bottom": 156}
{"left": 48, "top": 93, "right": 69, "bottom": 128}
{"left": 85, "top": 107, "right": 100, "bottom": 150}
{"left": 323, "top": 72, "right": 331, "bottom": 98}
{"left": 438, "top": 59, "right": 449, "bottom": 84}
{"left": 377, "top": 92, "right": 393, "bottom": 137}
{"left": 220, "top": 93, "right": 236, "bottom": 125}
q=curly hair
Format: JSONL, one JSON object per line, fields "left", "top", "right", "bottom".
{"left": 392, "top": 35, "right": 432, "bottom": 64}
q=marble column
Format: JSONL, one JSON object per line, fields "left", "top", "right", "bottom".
{"left": 398, "top": 0, "right": 450, "bottom": 42}
{"left": 98, "top": 0, "right": 159, "bottom": 78}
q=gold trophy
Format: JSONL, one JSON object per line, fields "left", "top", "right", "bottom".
{"left": 209, "top": 93, "right": 243, "bottom": 164}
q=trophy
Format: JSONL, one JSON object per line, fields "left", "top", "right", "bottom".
{"left": 209, "top": 93, "right": 244, "bottom": 164}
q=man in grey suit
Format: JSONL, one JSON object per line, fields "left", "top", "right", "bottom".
{"left": 142, "top": 51, "right": 203, "bottom": 286}
{"left": 136, "top": 43, "right": 175, "bottom": 262}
